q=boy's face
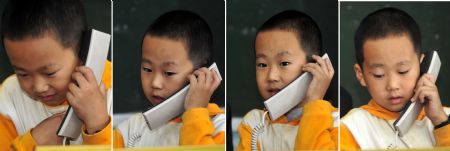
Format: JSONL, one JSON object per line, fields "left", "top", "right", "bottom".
{"left": 141, "top": 36, "right": 194, "bottom": 106}
{"left": 4, "top": 34, "right": 78, "bottom": 106}
{"left": 355, "top": 34, "right": 421, "bottom": 112}
{"left": 255, "top": 30, "right": 307, "bottom": 100}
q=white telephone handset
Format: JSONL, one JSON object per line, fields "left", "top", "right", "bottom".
{"left": 264, "top": 53, "right": 331, "bottom": 120}
{"left": 393, "top": 51, "right": 441, "bottom": 137}
{"left": 143, "top": 63, "right": 222, "bottom": 130}
{"left": 57, "top": 29, "right": 111, "bottom": 140}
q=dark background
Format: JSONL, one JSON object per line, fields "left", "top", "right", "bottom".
{"left": 0, "top": 0, "right": 111, "bottom": 83}
{"left": 113, "top": 0, "right": 225, "bottom": 113}
{"left": 340, "top": 2, "right": 450, "bottom": 109}
{"left": 227, "top": 0, "right": 338, "bottom": 117}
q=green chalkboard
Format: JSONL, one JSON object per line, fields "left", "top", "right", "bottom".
{"left": 112, "top": 0, "right": 225, "bottom": 113}
{"left": 0, "top": 0, "right": 111, "bottom": 85}
{"left": 340, "top": 2, "right": 450, "bottom": 109}
{"left": 227, "top": 0, "right": 338, "bottom": 117}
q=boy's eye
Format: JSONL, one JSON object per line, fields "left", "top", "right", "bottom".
{"left": 399, "top": 70, "right": 409, "bottom": 75}
{"left": 46, "top": 72, "right": 57, "bottom": 77}
{"left": 257, "top": 63, "right": 267, "bottom": 68}
{"left": 17, "top": 73, "right": 28, "bottom": 77}
{"left": 142, "top": 67, "right": 152, "bottom": 73}
{"left": 164, "top": 72, "right": 176, "bottom": 76}
{"left": 372, "top": 74, "right": 384, "bottom": 79}
{"left": 280, "top": 62, "right": 291, "bottom": 66}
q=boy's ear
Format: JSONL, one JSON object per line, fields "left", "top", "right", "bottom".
{"left": 354, "top": 63, "right": 367, "bottom": 87}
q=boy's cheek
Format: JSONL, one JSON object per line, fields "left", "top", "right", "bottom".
{"left": 257, "top": 85, "right": 269, "bottom": 100}
{"left": 19, "top": 84, "right": 36, "bottom": 99}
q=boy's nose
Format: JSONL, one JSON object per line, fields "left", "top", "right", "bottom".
{"left": 33, "top": 76, "right": 49, "bottom": 93}
{"left": 386, "top": 75, "right": 400, "bottom": 91}
{"left": 151, "top": 74, "right": 163, "bottom": 89}
{"left": 267, "top": 67, "right": 280, "bottom": 82}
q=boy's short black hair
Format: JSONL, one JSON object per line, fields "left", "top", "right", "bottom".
{"left": 144, "top": 10, "right": 212, "bottom": 68}
{"left": 355, "top": 7, "right": 422, "bottom": 67}
{"left": 1, "top": 0, "right": 87, "bottom": 51}
{"left": 257, "top": 10, "right": 322, "bottom": 62}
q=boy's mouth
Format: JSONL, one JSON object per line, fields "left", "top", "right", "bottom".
{"left": 388, "top": 96, "right": 404, "bottom": 105}
{"left": 40, "top": 94, "right": 56, "bottom": 102}
{"left": 151, "top": 95, "right": 165, "bottom": 105}
{"left": 267, "top": 88, "right": 281, "bottom": 97}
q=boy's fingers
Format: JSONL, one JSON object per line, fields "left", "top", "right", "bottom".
{"left": 312, "top": 55, "right": 328, "bottom": 74}
{"left": 99, "top": 83, "right": 106, "bottom": 96}
{"left": 306, "top": 63, "right": 324, "bottom": 74}
{"left": 424, "top": 74, "right": 436, "bottom": 83}
{"left": 415, "top": 77, "right": 425, "bottom": 89}
{"left": 68, "top": 83, "right": 81, "bottom": 95}
{"left": 203, "top": 68, "right": 212, "bottom": 86}
{"left": 66, "top": 92, "right": 75, "bottom": 105}
{"left": 303, "top": 64, "right": 322, "bottom": 78}
{"left": 197, "top": 70, "right": 206, "bottom": 86}
{"left": 200, "top": 68, "right": 212, "bottom": 86}
{"left": 416, "top": 75, "right": 436, "bottom": 90}
{"left": 77, "top": 66, "right": 97, "bottom": 84}
{"left": 72, "top": 72, "right": 88, "bottom": 87}
{"left": 422, "top": 77, "right": 435, "bottom": 87}
{"left": 418, "top": 90, "right": 430, "bottom": 104}
{"left": 414, "top": 89, "right": 424, "bottom": 103}
{"left": 312, "top": 55, "right": 324, "bottom": 65}
{"left": 415, "top": 87, "right": 435, "bottom": 103}
{"left": 189, "top": 74, "right": 197, "bottom": 86}
{"left": 411, "top": 93, "right": 418, "bottom": 102}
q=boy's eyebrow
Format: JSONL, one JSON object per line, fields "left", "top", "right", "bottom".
{"left": 397, "top": 60, "right": 410, "bottom": 66}
{"left": 11, "top": 65, "right": 26, "bottom": 71}
{"left": 141, "top": 58, "right": 177, "bottom": 67}
{"left": 141, "top": 58, "right": 152, "bottom": 64}
{"left": 368, "top": 63, "right": 384, "bottom": 68}
{"left": 161, "top": 61, "right": 177, "bottom": 67}
{"left": 277, "top": 51, "right": 291, "bottom": 57}
{"left": 255, "top": 51, "right": 290, "bottom": 59}
{"left": 12, "top": 64, "right": 56, "bottom": 71}
{"left": 255, "top": 53, "right": 266, "bottom": 59}
{"left": 368, "top": 61, "right": 411, "bottom": 68}
{"left": 39, "top": 64, "right": 57, "bottom": 70}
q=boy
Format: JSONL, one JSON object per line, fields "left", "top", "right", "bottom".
{"left": 0, "top": 0, "right": 112, "bottom": 150}
{"left": 113, "top": 10, "right": 225, "bottom": 147}
{"left": 237, "top": 10, "right": 337, "bottom": 150}
{"left": 341, "top": 8, "right": 450, "bottom": 150}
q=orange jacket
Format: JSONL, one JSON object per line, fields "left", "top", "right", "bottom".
{"left": 237, "top": 100, "right": 338, "bottom": 151}
{"left": 340, "top": 100, "right": 450, "bottom": 150}
{"left": 114, "top": 103, "right": 225, "bottom": 147}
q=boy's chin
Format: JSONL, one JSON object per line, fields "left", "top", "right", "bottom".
{"left": 39, "top": 97, "right": 66, "bottom": 106}
{"left": 381, "top": 103, "right": 405, "bottom": 112}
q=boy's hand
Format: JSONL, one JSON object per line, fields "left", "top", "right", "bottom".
{"left": 300, "top": 55, "right": 334, "bottom": 106}
{"left": 411, "top": 74, "right": 448, "bottom": 126}
{"left": 66, "top": 66, "right": 109, "bottom": 134}
{"left": 31, "top": 112, "right": 64, "bottom": 145}
{"left": 184, "top": 67, "right": 221, "bottom": 110}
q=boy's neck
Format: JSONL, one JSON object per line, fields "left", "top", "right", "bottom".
{"left": 362, "top": 100, "right": 426, "bottom": 121}
{"left": 42, "top": 99, "right": 68, "bottom": 107}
